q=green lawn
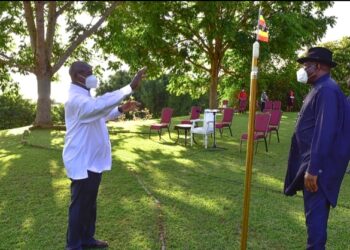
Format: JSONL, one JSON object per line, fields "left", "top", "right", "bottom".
{"left": 0, "top": 112, "right": 349, "bottom": 250}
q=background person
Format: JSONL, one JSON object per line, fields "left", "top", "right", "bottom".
{"left": 260, "top": 90, "right": 268, "bottom": 112}
{"left": 286, "top": 90, "right": 295, "bottom": 112}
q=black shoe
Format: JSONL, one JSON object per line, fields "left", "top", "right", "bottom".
{"left": 82, "top": 239, "right": 108, "bottom": 249}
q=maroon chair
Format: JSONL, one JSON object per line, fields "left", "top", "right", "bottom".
{"left": 272, "top": 100, "right": 282, "bottom": 110}
{"left": 240, "top": 113, "right": 271, "bottom": 153}
{"left": 268, "top": 110, "right": 283, "bottom": 143}
{"left": 263, "top": 100, "right": 273, "bottom": 112}
{"left": 215, "top": 108, "right": 234, "bottom": 137}
{"left": 181, "top": 106, "right": 201, "bottom": 124}
{"left": 239, "top": 99, "right": 247, "bottom": 113}
{"left": 149, "top": 107, "right": 174, "bottom": 140}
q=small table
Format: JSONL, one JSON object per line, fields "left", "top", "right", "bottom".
{"left": 205, "top": 109, "right": 220, "bottom": 148}
{"left": 174, "top": 124, "right": 192, "bottom": 146}
{"left": 205, "top": 109, "right": 226, "bottom": 150}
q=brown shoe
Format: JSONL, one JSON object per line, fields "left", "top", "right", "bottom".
{"left": 82, "top": 239, "right": 108, "bottom": 249}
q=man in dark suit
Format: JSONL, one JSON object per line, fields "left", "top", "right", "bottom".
{"left": 284, "top": 47, "right": 350, "bottom": 249}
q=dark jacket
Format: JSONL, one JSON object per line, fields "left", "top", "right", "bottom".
{"left": 284, "top": 74, "right": 350, "bottom": 207}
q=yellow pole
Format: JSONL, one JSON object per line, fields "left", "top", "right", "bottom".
{"left": 240, "top": 41, "right": 259, "bottom": 250}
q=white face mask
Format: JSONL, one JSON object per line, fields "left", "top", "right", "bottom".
{"left": 85, "top": 75, "right": 99, "bottom": 89}
{"left": 296, "top": 68, "right": 308, "bottom": 84}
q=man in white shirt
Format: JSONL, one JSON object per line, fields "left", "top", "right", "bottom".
{"left": 63, "top": 61, "right": 146, "bottom": 250}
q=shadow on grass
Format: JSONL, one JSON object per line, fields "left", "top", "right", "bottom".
{"left": 109, "top": 130, "right": 307, "bottom": 249}
{"left": 1, "top": 112, "right": 349, "bottom": 249}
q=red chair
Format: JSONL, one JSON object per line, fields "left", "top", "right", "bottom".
{"left": 240, "top": 113, "right": 271, "bottom": 153}
{"left": 238, "top": 99, "right": 247, "bottom": 113}
{"left": 272, "top": 100, "right": 281, "bottom": 110}
{"left": 215, "top": 108, "right": 234, "bottom": 137}
{"left": 268, "top": 110, "right": 283, "bottom": 143}
{"left": 149, "top": 107, "right": 173, "bottom": 140}
{"left": 263, "top": 100, "right": 273, "bottom": 112}
{"left": 181, "top": 106, "right": 201, "bottom": 124}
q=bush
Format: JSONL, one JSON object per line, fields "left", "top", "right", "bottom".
{"left": 51, "top": 103, "right": 65, "bottom": 124}
{"left": 97, "top": 71, "right": 210, "bottom": 119}
{"left": 0, "top": 93, "right": 36, "bottom": 129}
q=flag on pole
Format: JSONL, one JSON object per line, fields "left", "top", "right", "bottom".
{"left": 257, "top": 12, "right": 269, "bottom": 43}
{"left": 258, "top": 15, "right": 266, "bottom": 27}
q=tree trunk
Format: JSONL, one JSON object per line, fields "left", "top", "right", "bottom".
{"left": 209, "top": 59, "right": 219, "bottom": 109}
{"left": 34, "top": 74, "right": 52, "bottom": 127}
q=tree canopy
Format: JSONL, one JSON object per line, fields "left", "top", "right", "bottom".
{"left": 99, "top": 1, "right": 335, "bottom": 108}
{"left": 321, "top": 36, "right": 350, "bottom": 95}
{"left": 0, "top": 1, "right": 120, "bottom": 126}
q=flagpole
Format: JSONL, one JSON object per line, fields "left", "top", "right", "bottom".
{"left": 240, "top": 7, "right": 261, "bottom": 250}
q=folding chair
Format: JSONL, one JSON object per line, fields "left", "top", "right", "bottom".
{"left": 268, "top": 110, "right": 283, "bottom": 143}
{"left": 215, "top": 108, "right": 234, "bottom": 137}
{"left": 181, "top": 106, "right": 201, "bottom": 124}
{"left": 149, "top": 107, "right": 173, "bottom": 140}
{"left": 240, "top": 113, "right": 271, "bottom": 153}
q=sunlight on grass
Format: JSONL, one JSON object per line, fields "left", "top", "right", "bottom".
{"left": 1, "top": 126, "right": 31, "bottom": 136}
{"left": 21, "top": 217, "right": 34, "bottom": 232}
{"left": 49, "top": 159, "right": 66, "bottom": 177}
{"left": 286, "top": 209, "right": 305, "bottom": 223}
{"left": 0, "top": 154, "right": 21, "bottom": 179}
{"left": 1, "top": 113, "right": 350, "bottom": 249}
{"left": 255, "top": 173, "right": 284, "bottom": 189}
{"left": 129, "top": 230, "right": 155, "bottom": 249}
{"left": 50, "top": 160, "right": 70, "bottom": 205}
{"left": 157, "top": 189, "right": 226, "bottom": 214}
{"left": 0, "top": 201, "right": 6, "bottom": 218}
{"left": 50, "top": 131, "right": 65, "bottom": 148}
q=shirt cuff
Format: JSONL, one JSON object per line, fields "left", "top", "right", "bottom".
{"left": 307, "top": 156, "right": 322, "bottom": 176}
{"left": 120, "top": 85, "right": 133, "bottom": 96}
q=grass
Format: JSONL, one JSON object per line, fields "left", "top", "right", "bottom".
{"left": 0, "top": 112, "right": 350, "bottom": 250}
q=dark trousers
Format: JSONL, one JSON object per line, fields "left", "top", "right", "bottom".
{"left": 66, "top": 171, "right": 102, "bottom": 250}
{"left": 303, "top": 188, "right": 330, "bottom": 250}
{"left": 261, "top": 102, "right": 265, "bottom": 112}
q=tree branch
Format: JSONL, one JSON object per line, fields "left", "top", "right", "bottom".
{"left": 220, "top": 65, "right": 236, "bottom": 77}
{"left": 222, "top": 42, "right": 230, "bottom": 54}
{"left": 23, "top": 1, "right": 37, "bottom": 58}
{"left": 184, "top": 19, "right": 210, "bottom": 53}
{"left": 46, "top": 1, "right": 57, "bottom": 64}
{"left": 51, "top": 1, "right": 121, "bottom": 75}
{"left": 0, "top": 53, "right": 35, "bottom": 73}
{"left": 185, "top": 57, "right": 210, "bottom": 72}
{"left": 56, "top": 1, "right": 74, "bottom": 17}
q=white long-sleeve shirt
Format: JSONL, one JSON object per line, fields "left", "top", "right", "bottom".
{"left": 62, "top": 83, "right": 132, "bottom": 180}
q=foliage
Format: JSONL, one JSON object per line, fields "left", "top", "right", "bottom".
{"left": 258, "top": 60, "right": 310, "bottom": 110}
{"left": 321, "top": 36, "right": 350, "bottom": 96}
{"left": 51, "top": 103, "right": 65, "bottom": 124}
{"left": 97, "top": 71, "right": 209, "bottom": 118}
{"left": 99, "top": 1, "right": 335, "bottom": 108}
{"left": 0, "top": 1, "right": 120, "bottom": 125}
{"left": 0, "top": 92, "right": 36, "bottom": 129}
{"left": 1, "top": 113, "right": 350, "bottom": 249}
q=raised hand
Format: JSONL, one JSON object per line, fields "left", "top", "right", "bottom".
{"left": 130, "top": 67, "right": 147, "bottom": 90}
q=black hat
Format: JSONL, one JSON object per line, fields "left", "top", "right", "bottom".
{"left": 297, "top": 47, "right": 337, "bottom": 68}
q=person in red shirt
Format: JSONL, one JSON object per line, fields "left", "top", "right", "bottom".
{"left": 238, "top": 89, "right": 247, "bottom": 102}
{"left": 287, "top": 90, "right": 295, "bottom": 112}
{"left": 237, "top": 89, "right": 248, "bottom": 113}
